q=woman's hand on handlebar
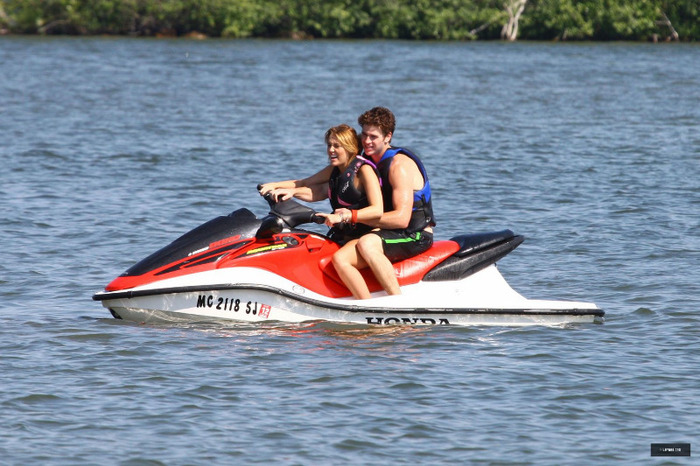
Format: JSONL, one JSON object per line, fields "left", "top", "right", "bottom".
{"left": 258, "top": 183, "right": 295, "bottom": 202}
{"left": 269, "top": 188, "right": 295, "bottom": 202}
{"left": 258, "top": 183, "right": 279, "bottom": 197}
{"left": 316, "top": 213, "right": 339, "bottom": 228}
{"left": 318, "top": 208, "right": 350, "bottom": 227}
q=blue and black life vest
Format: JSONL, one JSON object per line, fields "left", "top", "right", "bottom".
{"left": 376, "top": 147, "right": 436, "bottom": 233}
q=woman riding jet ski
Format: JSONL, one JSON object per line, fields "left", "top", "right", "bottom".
{"left": 92, "top": 190, "right": 604, "bottom": 327}
{"left": 258, "top": 123, "right": 385, "bottom": 300}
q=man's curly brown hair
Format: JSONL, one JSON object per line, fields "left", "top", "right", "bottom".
{"left": 358, "top": 107, "right": 396, "bottom": 139}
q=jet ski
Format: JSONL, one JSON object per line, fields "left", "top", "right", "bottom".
{"left": 93, "top": 193, "right": 604, "bottom": 326}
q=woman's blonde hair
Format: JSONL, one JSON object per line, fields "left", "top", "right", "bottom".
{"left": 325, "top": 124, "right": 360, "bottom": 157}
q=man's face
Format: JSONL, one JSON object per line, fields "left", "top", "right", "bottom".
{"left": 361, "top": 125, "right": 391, "bottom": 160}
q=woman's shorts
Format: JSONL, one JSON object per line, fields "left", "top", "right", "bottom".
{"left": 369, "top": 229, "right": 434, "bottom": 262}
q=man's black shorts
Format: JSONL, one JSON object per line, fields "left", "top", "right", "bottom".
{"left": 369, "top": 229, "right": 434, "bottom": 262}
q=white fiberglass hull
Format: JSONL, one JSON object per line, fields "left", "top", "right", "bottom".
{"left": 94, "top": 265, "right": 603, "bottom": 326}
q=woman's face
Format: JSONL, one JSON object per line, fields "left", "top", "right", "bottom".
{"left": 327, "top": 135, "right": 352, "bottom": 167}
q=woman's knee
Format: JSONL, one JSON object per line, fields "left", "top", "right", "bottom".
{"left": 332, "top": 248, "right": 352, "bottom": 270}
{"left": 332, "top": 250, "right": 344, "bottom": 266}
{"left": 357, "top": 234, "right": 381, "bottom": 257}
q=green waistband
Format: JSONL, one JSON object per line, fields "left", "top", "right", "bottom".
{"left": 383, "top": 232, "right": 422, "bottom": 244}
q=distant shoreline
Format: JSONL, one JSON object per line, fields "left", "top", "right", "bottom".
{"left": 0, "top": 32, "right": 691, "bottom": 43}
{"left": 0, "top": 1, "right": 696, "bottom": 42}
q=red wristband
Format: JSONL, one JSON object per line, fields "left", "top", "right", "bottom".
{"left": 351, "top": 209, "right": 358, "bottom": 225}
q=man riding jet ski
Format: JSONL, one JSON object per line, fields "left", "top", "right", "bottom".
{"left": 261, "top": 107, "right": 437, "bottom": 301}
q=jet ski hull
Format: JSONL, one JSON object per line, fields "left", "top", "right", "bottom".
{"left": 94, "top": 265, "right": 604, "bottom": 326}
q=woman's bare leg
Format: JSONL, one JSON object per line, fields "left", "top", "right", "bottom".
{"left": 357, "top": 234, "right": 401, "bottom": 295}
{"left": 332, "top": 239, "right": 371, "bottom": 299}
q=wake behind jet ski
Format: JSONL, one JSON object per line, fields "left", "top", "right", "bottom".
{"left": 93, "top": 193, "right": 604, "bottom": 326}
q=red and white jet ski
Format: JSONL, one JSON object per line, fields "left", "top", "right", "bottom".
{"left": 93, "top": 194, "right": 604, "bottom": 326}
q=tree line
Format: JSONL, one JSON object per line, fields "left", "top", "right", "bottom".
{"left": 0, "top": 0, "right": 696, "bottom": 41}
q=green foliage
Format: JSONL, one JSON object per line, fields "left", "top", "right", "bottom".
{"left": 220, "top": 0, "right": 268, "bottom": 38}
{"left": 597, "top": 0, "right": 660, "bottom": 40}
{"left": 1, "top": 0, "right": 698, "bottom": 40}
{"left": 522, "top": 0, "right": 698, "bottom": 41}
{"left": 663, "top": 0, "right": 700, "bottom": 40}
{"left": 521, "top": 0, "right": 595, "bottom": 40}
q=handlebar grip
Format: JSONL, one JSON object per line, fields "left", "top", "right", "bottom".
{"left": 258, "top": 185, "right": 278, "bottom": 207}
{"left": 311, "top": 214, "right": 325, "bottom": 224}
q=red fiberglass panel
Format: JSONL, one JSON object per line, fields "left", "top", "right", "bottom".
{"left": 215, "top": 233, "right": 351, "bottom": 297}
{"left": 216, "top": 234, "right": 459, "bottom": 298}
{"left": 105, "top": 238, "right": 254, "bottom": 292}
{"left": 318, "top": 240, "right": 459, "bottom": 297}
{"left": 106, "top": 232, "right": 459, "bottom": 299}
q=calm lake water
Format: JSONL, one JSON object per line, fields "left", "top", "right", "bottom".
{"left": 1, "top": 37, "right": 699, "bottom": 464}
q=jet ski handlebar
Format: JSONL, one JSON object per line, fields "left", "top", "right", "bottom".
{"left": 256, "top": 185, "right": 325, "bottom": 238}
